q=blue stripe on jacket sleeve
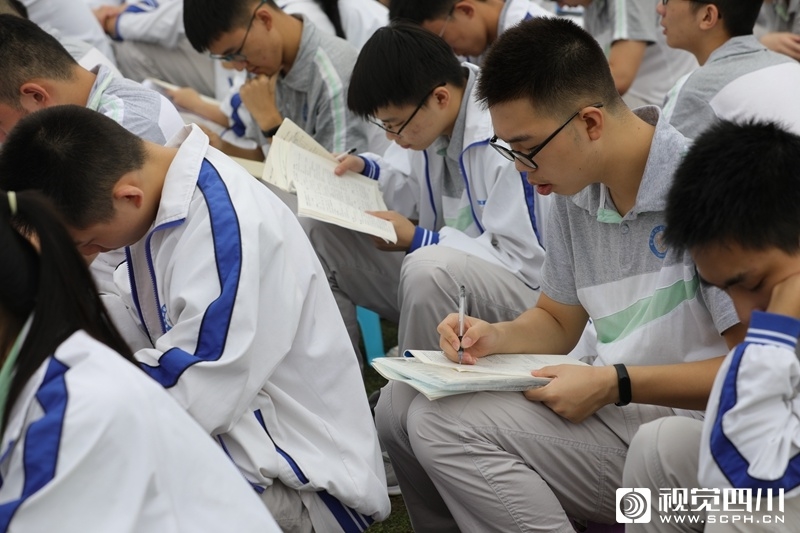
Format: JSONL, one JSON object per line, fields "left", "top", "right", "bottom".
{"left": 141, "top": 161, "right": 243, "bottom": 388}
{"left": 358, "top": 156, "right": 380, "bottom": 180}
{"left": 0, "top": 358, "right": 69, "bottom": 530}
{"left": 410, "top": 227, "right": 439, "bottom": 252}
{"left": 710, "top": 341, "right": 800, "bottom": 491}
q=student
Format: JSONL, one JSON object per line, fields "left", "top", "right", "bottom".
{"left": 0, "top": 15, "right": 181, "bottom": 146}
{"left": 0, "top": 106, "right": 391, "bottom": 532}
{"left": 659, "top": 0, "right": 800, "bottom": 138}
{"left": 388, "top": 0, "right": 550, "bottom": 64}
{"left": 623, "top": 120, "right": 800, "bottom": 532}
{"left": 317, "top": 22, "right": 550, "bottom": 369}
{"left": 0, "top": 15, "right": 183, "bottom": 295}
{"left": 759, "top": 0, "right": 800, "bottom": 60}
{"left": 92, "top": 0, "right": 217, "bottom": 97}
{"left": 374, "top": 18, "right": 745, "bottom": 531}
{"left": 0, "top": 189, "right": 281, "bottom": 532}
{"left": 556, "top": 0, "right": 697, "bottom": 108}
{"left": 183, "top": 0, "right": 378, "bottom": 155}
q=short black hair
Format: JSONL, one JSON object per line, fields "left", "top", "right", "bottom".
{"left": 184, "top": 0, "right": 278, "bottom": 53}
{"left": 389, "top": 0, "right": 454, "bottom": 24}
{"left": 693, "top": 1, "right": 761, "bottom": 37}
{"left": 0, "top": 15, "right": 76, "bottom": 107}
{"left": 348, "top": 22, "right": 465, "bottom": 117}
{"left": 0, "top": 105, "right": 147, "bottom": 229}
{"left": 477, "top": 17, "right": 623, "bottom": 118}
{"left": 664, "top": 120, "right": 800, "bottom": 254}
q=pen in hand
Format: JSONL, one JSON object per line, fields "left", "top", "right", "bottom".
{"left": 457, "top": 285, "right": 466, "bottom": 364}
{"left": 335, "top": 147, "right": 357, "bottom": 162}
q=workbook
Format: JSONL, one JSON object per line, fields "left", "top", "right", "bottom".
{"left": 371, "top": 350, "right": 588, "bottom": 400}
{"left": 261, "top": 119, "right": 397, "bottom": 243}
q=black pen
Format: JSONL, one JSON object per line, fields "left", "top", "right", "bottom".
{"left": 335, "top": 147, "right": 357, "bottom": 161}
{"left": 457, "top": 285, "right": 466, "bottom": 364}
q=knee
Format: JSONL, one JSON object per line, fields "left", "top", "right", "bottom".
{"left": 399, "top": 247, "right": 458, "bottom": 304}
{"left": 624, "top": 417, "right": 701, "bottom": 489}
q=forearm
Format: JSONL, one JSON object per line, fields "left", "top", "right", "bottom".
{"left": 193, "top": 102, "right": 229, "bottom": 127}
{"left": 627, "top": 356, "right": 724, "bottom": 410}
{"left": 494, "top": 300, "right": 587, "bottom": 355}
{"left": 218, "top": 141, "right": 265, "bottom": 162}
{"left": 608, "top": 40, "right": 646, "bottom": 96}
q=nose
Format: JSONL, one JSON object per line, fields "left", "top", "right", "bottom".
{"left": 656, "top": 2, "right": 666, "bottom": 16}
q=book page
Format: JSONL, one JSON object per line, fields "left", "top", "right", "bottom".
{"left": 404, "top": 350, "right": 587, "bottom": 377}
{"left": 273, "top": 118, "right": 335, "bottom": 160}
{"left": 261, "top": 136, "right": 293, "bottom": 192}
{"left": 261, "top": 120, "right": 397, "bottom": 242}
{"left": 142, "top": 78, "right": 221, "bottom": 107}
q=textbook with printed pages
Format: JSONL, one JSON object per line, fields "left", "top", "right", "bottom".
{"left": 260, "top": 119, "right": 397, "bottom": 243}
{"left": 371, "top": 350, "right": 588, "bottom": 400}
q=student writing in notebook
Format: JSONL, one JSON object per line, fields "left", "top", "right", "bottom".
{"left": 382, "top": 18, "right": 745, "bottom": 531}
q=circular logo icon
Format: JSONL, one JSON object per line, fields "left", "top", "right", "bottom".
{"left": 619, "top": 489, "right": 649, "bottom": 521}
{"left": 649, "top": 225, "right": 667, "bottom": 259}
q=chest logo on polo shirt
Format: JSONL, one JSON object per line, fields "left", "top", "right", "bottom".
{"left": 649, "top": 225, "right": 667, "bottom": 259}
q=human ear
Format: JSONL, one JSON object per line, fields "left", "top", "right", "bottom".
{"left": 698, "top": 4, "right": 720, "bottom": 31}
{"left": 454, "top": 1, "right": 476, "bottom": 19}
{"left": 581, "top": 105, "right": 604, "bottom": 141}
{"left": 18, "top": 83, "right": 50, "bottom": 111}
{"left": 112, "top": 179, "right": 145, "bottom": 210}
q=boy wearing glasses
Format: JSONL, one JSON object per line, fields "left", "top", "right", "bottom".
{"left": 378, "top": 17, "right": 745, "bottom": 531}
{"left": 183, "top": 0, "right": 377, "bottom": 155}
{"left": 658, "top": 0, "right": 800, "bottom": 139}
{"left": 387, "top": 0, "right": 551, "bottom": 65}
{"left": 316, "top": 22, "right": 553, "bottom": 367}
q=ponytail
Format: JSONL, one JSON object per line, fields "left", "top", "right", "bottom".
{"left": 0, "top": 190, "right": 134, "bottom": 432}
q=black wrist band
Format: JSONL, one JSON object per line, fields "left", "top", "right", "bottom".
{"left": 261, "top": 125, "right": 280, "bottom": 138}
{"left": 614, "top": 363, "right": 632, "bottom": 406}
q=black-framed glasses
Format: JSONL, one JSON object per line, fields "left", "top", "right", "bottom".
{"left": 209, "top": 0, "right": 267, "bottom": 62}
{"left": 490, "top": 103, "right": 604, "bottom": 169}
{"left": 369, "top": 82, "right": 447, "bottom": 138}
